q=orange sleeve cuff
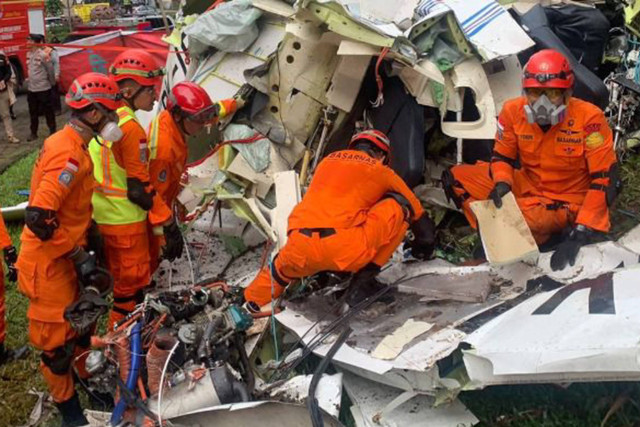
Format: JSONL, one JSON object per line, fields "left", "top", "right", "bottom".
{"left": 491, "top": 162, "right": 514, "bottom": 186}
{"left": 0, "top": 215, "right": 11, "bottom": 249}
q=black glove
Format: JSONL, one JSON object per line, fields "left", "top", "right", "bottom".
{"left": 488, "top": 182, "right": 512, "bottom": 208}
{"left": 163, "top": 219, "right": 184, "bottom": 261}
{"left": 407, "top": 213, "right": 436, "bottom": 260}
{"left": 68, "top": 247, "right": 113, "bottom": 295}
{"left": 550, "top": 226, "right": 591, "bottom": 271}
{"left": 3, "top": 246, "right": 17, "bottom": 283}
{"left": 64, "top": 291, "right": 109, "bottom": 335}
{"left": 86, "top": 220, "right": 105, "bottom": 266}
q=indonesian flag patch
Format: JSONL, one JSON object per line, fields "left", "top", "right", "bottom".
{"left": 58, "top": 158, "right": 79, "bottom": 187}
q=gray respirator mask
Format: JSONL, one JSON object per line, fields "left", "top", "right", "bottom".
{"left": 524, "top": 94, "right": 566, "bottom": 126}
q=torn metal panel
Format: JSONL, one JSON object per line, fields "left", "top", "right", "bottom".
{"left": 268, "top": 373, "right": 343, "bottom": 418}
{"left": 616, "top": 223, "right": 640, "bottom": 256}
{"left": 272, "top": 171, "right": 301, "bottom": 249}
{"left": 399, "top": 59, "right": 446, "bottom": 107}
{"left": 463, "top": 266, "right": 640, "bottom": 387}
{"left": 411, "top": 0, "right": 534, "bottom": 61}
{"left": 470, "top": 193, "right": 540, "bottom": 266}
{"left": 372, "top": 319, "right": 434, "bottom": 360}
{"left": 326, "top": 53, "right": 371, "bottom": 112}
{"left": 342, "top": 371, "right": 478, "bottom": 427}
{"left": 170, "top": 401, "right": 342, "bottom": 426}
{"left": 484, "top": 55, "right": 523, "bottom": 113}
{"left": 252, "top": 0, "right": 296, "bottom": 17}
{"left": 441, "top": 58, "right": 497, "bottom": 140}
{"left": 398, "top": 270, "right": 492, "bottom": 303}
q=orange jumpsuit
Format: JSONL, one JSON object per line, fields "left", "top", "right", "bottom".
{"left": 0, "top": 214, "right": 12, "bottom": 345}
{"left": 147, "top": 99, "right": 238, "bottom": 272}
{"left": 450, "top": 96, "right": 616, "bottom": 244}
{"left": 16, "top": 125, "right": 95, "bottom": 403}
{"left": 244, "top": 149, "right": 425, "bottom": 306}
{"left": 97, "top": 114, "right": 172, "bottom": 328}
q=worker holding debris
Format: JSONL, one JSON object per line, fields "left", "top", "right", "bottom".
{"left": 147, "top": 81, "right": 241, "bottom": 272}
{"left": 244, "top": 130, "right": 436, "bottom": 307}
{"left": 444, "top": 49, "right": 618, "bottom": 271}
{"left": 16, "top": 72, "right": 120, "bottom": 427}
{"left": 89, "top": 50, "right": 172, "bottom": 328}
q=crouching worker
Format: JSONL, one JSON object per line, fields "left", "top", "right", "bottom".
{"left": 16, "top": 72, "right": 119, "bottom": 427}
{"left": 244, "top": 130, "right": 436, "bottom": 308}
{"left": 444, "top": 49, "right": 618, "bottom": 271}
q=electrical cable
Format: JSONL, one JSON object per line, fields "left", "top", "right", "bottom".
{"left": 307, "top": 327, "right": 351, "bottom": 427}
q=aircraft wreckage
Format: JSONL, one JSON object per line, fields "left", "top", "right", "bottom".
{"left": 11, "top": 0, "right": 640, "bottom": 425}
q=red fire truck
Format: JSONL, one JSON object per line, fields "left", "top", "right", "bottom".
{"left": 0, "top": 0, "right": 46, "bottom": 84}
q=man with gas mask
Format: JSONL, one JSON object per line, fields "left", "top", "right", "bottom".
{"left": 89, "top": 50, "right": 173, "bottom": 328}
{"left": 147, "top": 81, "right": 241, "bottom": 272}
{"left": 244, "top": 129, "right": 436, "bottom": 308}
{"left": 444, "top": 49, "right": 618, "bottom": 271}
{"left": 16, "top": 72, "right": 120, "bottom": 427}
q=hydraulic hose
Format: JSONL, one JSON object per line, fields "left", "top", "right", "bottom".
{"left": 110, "top": 321, "right": 143, "bottom": 426}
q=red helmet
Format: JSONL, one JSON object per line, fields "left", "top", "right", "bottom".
{"left": 167, "top": 82, "right": 215, "bottom": 122}
{"left": 523, "top": 49, "right": 574, "bottom": 89}
{"left": 66, "top": 72, "right": 122, "bottom": 111}
{"left": 348, "top": 129, "right": 391, "bottom": 155}
{"left": 109, "top": 49, "right": 165, "bottom": 86}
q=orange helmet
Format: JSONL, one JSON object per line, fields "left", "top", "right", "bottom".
{"left": 523, "top": 49, "right": 574, "bottom": 90}
{"left": 109, "top": 49, "right": 165, "bottom": 86}
{"left": 65, "top": 72, "right": 122, "bottom": 111}
{"left": 348, "top": 129, "right": 391, "bottom": 155}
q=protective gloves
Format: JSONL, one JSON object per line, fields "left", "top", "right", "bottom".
{"left": 3, "top": 246, "right": 17, "bottom": 283}
{"left": 66, "top": 247, "right": 113, "bottom": 334}
{"left": 162, "top": 218, "right": 184, "bottom": 261}
{"left": 67, "top": 247, "right": 113, "bottom": 294}
{"left": 550, "top": 226, "right": 591, "bottom": 271}
{"left": 407, "top": 212, "right": 436, "bottom": 260}
{"left": 489, "top": 182, "right": 512, "bottom": 208}
{"left": 86, "top": 220, "right": 105, "bottom": 266}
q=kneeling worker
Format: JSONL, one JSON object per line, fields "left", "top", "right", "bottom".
{"left": 444, "top": 49, "right": 618, "bottom": 271}
{"left": 16, "top": 73, "right": 120, "bottom": 427}
{"left": 244, "top": 129, "right": 436, "bottom": 308}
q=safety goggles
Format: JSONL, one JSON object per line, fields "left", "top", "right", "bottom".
{"left": 185, "top": 103, "right": 220, "bottom": 124}
{"left": 524, "top": 87, "right": 566, "bottom": 100}
{"left": 523, "top": 70, "right": 571, "bottom": 84}
{"left": 110, "top": 67, "right": 166, "bottom": 79}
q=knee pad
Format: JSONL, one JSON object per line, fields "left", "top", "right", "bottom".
{"left": 41, "top": 342, "right": 74, "bottom": 375}
{"left": 441, "top": 169, "right": 464, "bottom": 209}
{"left": 382, "top": 192, "right": 414, "bottom": 221}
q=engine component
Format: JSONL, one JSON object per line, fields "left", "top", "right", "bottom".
{"left": 148, "top": 365, "right": 250, "bottom": 420}
{"left": 85, "top": 350, "right": 107, "bottom": 376}
{"left": 147, "top": 333, "right": 179, "bottom": 396}
{"left": 226, "top": 305, "right": 253, "bottom": 332}
{"left": 178, "top": 324, "right": 199, "bottom": 345}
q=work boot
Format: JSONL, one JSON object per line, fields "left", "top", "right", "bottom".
{"left": 345, "top": 263, "right": 395, "bottom": 306}
{"left": 55, "top": 393, "right": 89, "bottom": 427}
{"left": 7, "top": 136, "right": 20, "bottom": 144}
{"left": 0, "top": 342, "right": 29, "bottom": 365}
{"left": 27, "top": 134, "right": 38, "bottom": 142}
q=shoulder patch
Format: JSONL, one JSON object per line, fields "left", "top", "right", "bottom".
{"left": 139, "top": 139, "right": 148, "bottom": 163}
{"left": 58, "top": 170, "right": 75, "bottom": 187}
{"left": 158, "top": 169, "right": 167, "bottom": 183}
{"left": 584, "top": 123, "right": 601, "bottom": 134}
{"left": 65, "top": 158, "right": 79, "bottom": 173}
{"left": 585, "top": 132, "right": 605, "bottom": 149}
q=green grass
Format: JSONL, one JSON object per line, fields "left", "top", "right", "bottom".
{"left": 0, "top": 151, "right": 54, "bottom": 427}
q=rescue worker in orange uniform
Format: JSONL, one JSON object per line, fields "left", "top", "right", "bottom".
{"left": 0, "top": 213, "right": 24, "bottom": 365}
{"left": 244, "top": 130, "right": 436, "bottom": 307}
{"left": 16, "top": 73, "right": 121, "bottom": 427}
{"left": 147, "top": 82, "right": 240, "bottom": 272}
{"left": 90, "top": 50, "right": 173, "bottom": 328}
{"left": 444, "top": 49, "right": 618, "bottom": 271}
